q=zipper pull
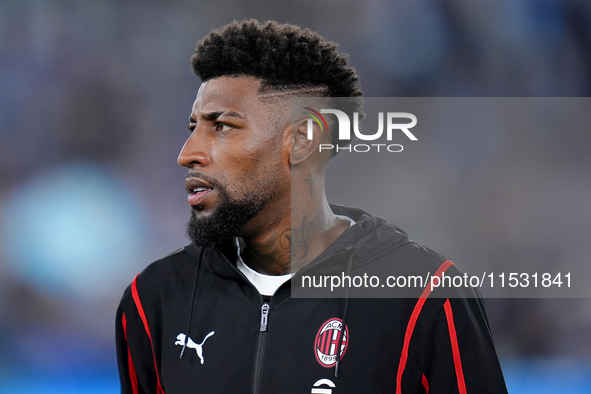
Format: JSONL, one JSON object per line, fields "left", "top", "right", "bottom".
{"left": 259, "top": 303, "right": 270, "bottom": 332}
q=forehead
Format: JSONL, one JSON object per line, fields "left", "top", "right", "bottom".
{"left": 192, "top": 76, "right": 267, "bottom": 116}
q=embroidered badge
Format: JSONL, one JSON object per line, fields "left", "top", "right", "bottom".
{"left": 314, "top": 319, "right": 348, "bottom": 367}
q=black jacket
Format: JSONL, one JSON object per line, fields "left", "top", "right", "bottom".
{"left": 116, "top": 206, "right": 507, "bottom": 393}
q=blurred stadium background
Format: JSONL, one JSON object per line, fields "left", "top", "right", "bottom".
{"left": 1, "top": 0, "right": 590, "bottom": 392}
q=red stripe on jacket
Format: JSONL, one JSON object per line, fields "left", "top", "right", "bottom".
{"left": 396, "top": 260, "right": 454, "bottom": 394}
{"left": 421, "top": 373, "right": 429, "bottom": 393}
{"left": 122, "top": 313, "right": 139, "bottom": 394}
{"left": 444, "top": 299, "right": 467, "bottom": 394}
{"left": 131, "top": 274, "right": 165, "bottom": 394}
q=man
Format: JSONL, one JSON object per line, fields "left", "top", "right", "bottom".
{"left": 116, "top": 20, "right": 507, "bottom": 393}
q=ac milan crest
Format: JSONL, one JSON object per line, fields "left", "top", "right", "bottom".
{"left": 314, "top": 318, "right": 349, "bottom": 367}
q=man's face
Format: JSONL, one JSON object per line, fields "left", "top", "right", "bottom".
{"left": 178, "top": 76, "right": 290, "bottom": 245}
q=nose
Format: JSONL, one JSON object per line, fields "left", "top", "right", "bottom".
{"left": 177, "top": 130, "right": 209, "bottom": 168}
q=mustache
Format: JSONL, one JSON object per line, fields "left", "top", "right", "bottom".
{"left": 185, "top": 171, "right": 222, "bottom": 189}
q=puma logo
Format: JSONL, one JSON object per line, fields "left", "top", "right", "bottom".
{"left": 175, "top": 331, "right": 215, "bottom": 364}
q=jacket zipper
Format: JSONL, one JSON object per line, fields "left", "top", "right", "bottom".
{"left": 252, "top": 302, "right": 270, "bottom": 394}
{"left": 215, "top": 252, "right": 273, "bottom": 393}
{"left": 214, "top": 244, "right": 351, "bottom": 392}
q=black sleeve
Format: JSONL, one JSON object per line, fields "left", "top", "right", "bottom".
{"left": 423, "top": 296, "right": 508, "bottom": 393}
{"left": 115, "top": 284, "right": 160, "bottom": 394}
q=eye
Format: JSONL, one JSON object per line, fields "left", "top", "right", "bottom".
{"left": 214, "top": 122, "right": 234, "bottom": 133}
{"left": 188, "top": 119, "right": 196, "bottom": 134}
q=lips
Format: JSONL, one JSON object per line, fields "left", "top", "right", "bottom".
{"left": 185, "top": 177, "right": 214, "bottom": 207}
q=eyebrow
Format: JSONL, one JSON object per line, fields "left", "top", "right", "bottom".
{"left": 189, "top": 111, "right": 246, "bottom": 123}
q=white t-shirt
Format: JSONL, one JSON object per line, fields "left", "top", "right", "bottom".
{"left": 237, "top": 256, "right": 292, "bottom": 297}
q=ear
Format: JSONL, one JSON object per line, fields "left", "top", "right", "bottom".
{"left": 290, "top": 118, "right": 323, "bottom": 165}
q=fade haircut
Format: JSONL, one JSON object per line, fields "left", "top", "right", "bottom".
{"left": 191, "top": 20, "right": 363, "bottom": 154}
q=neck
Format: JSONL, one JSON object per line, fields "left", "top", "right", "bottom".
{"left": 241, "top": 175, "right": 348, "bottom": 275}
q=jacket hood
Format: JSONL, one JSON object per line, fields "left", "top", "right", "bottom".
{"left": 309, "top": 204, "right": 413, "bottom": 271}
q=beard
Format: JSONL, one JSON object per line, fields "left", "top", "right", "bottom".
{"left": 186, "top": 181, "right": 276, "bottom": 246}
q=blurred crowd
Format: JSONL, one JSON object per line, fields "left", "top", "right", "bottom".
{"left": 1, "top": 0, "right": 590, "bottom": 390}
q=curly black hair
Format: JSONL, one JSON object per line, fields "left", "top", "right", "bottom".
{"left": 191, "top": 20, "right": 363, "bottom": 153}
{"left": 191, "top": 20, "right": 362, "bottom": 97}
